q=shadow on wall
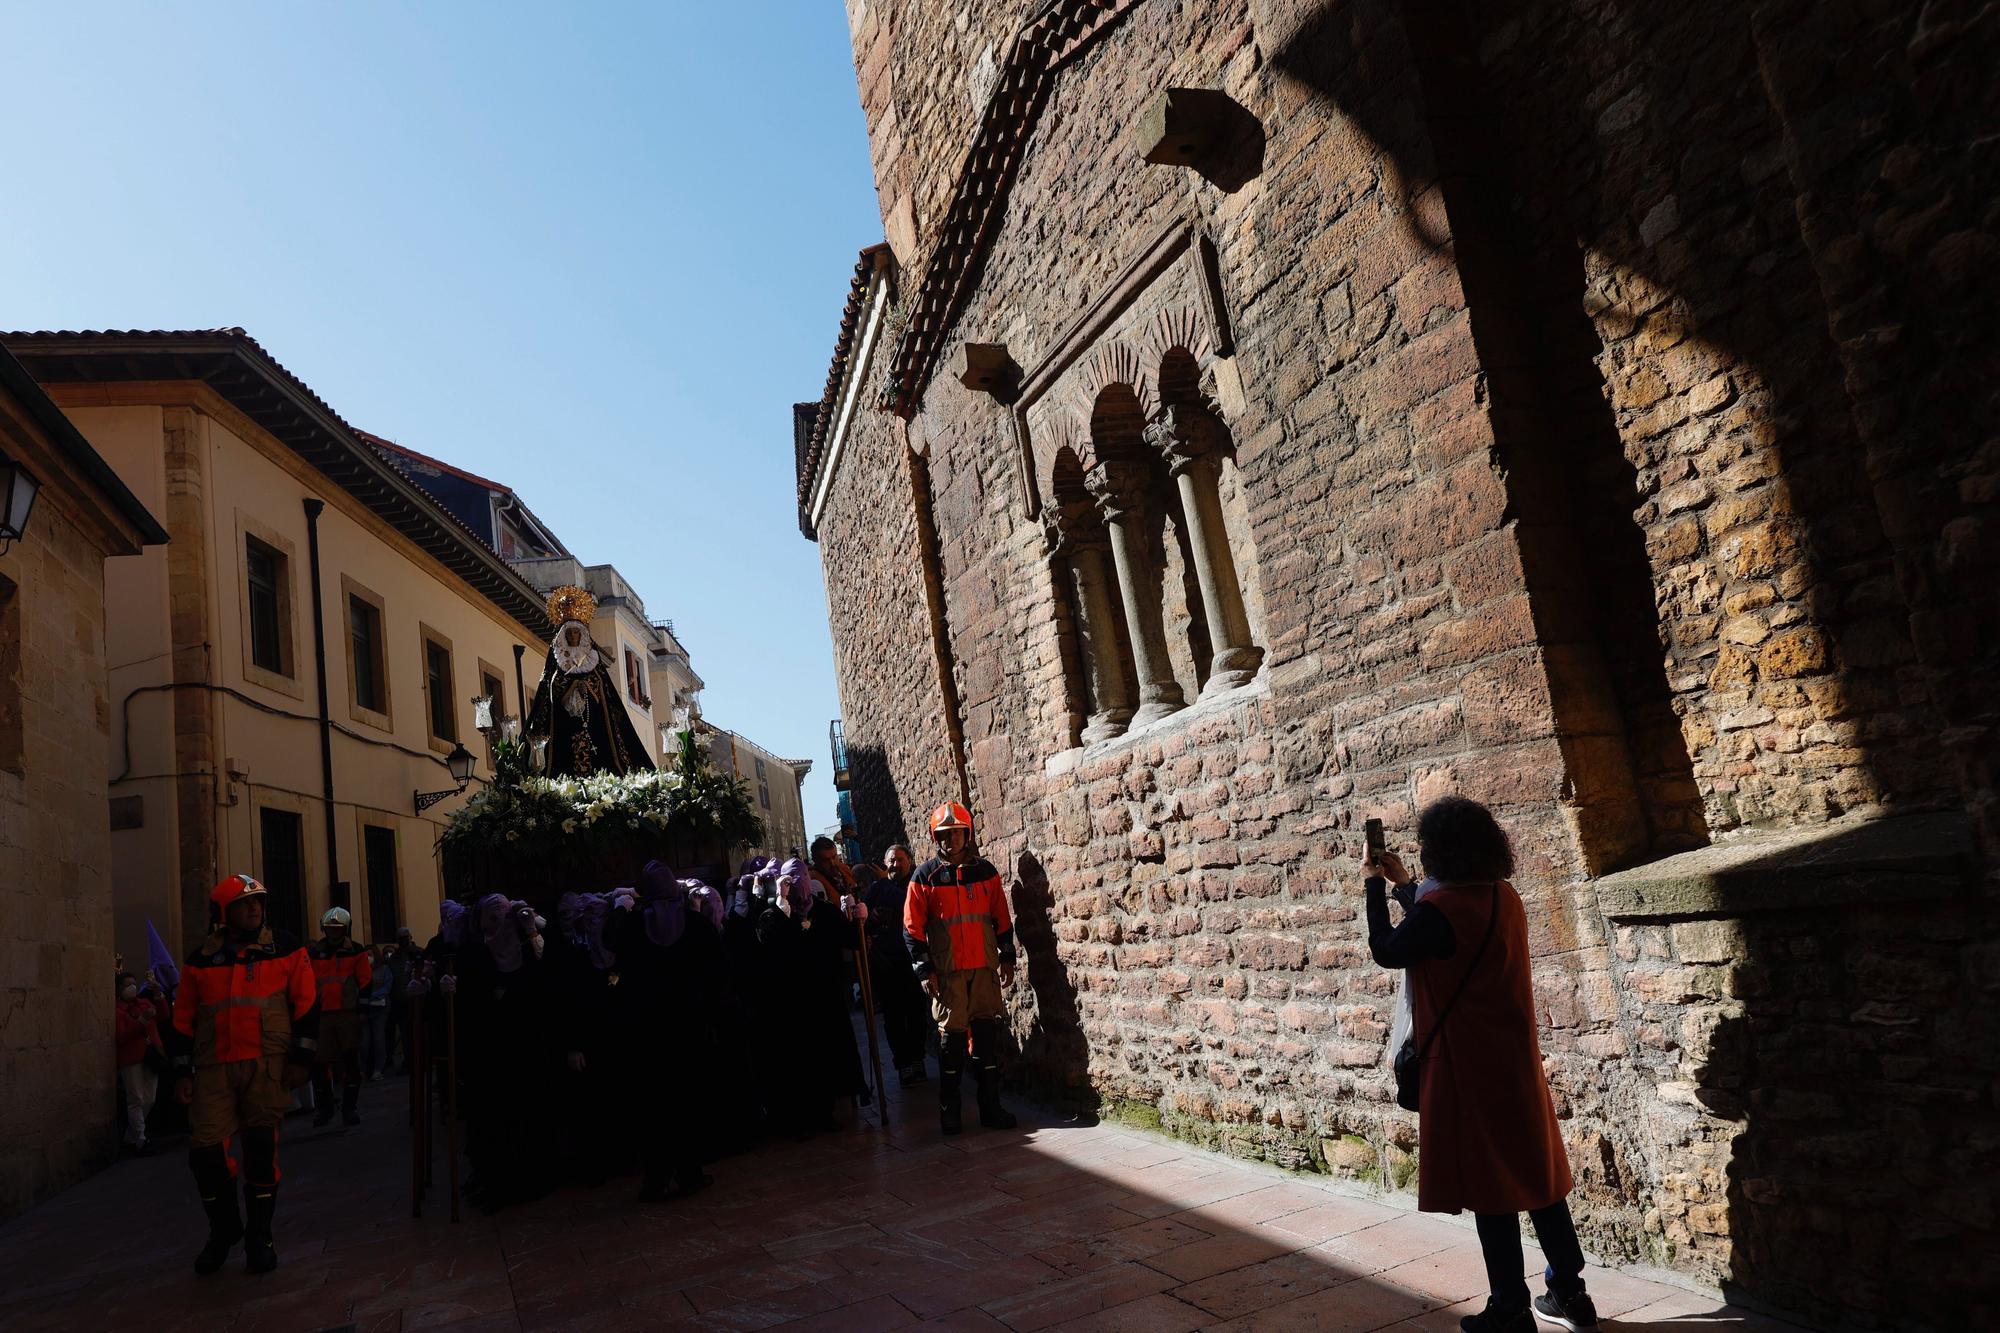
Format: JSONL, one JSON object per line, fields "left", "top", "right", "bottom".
{"left": 844, "top": 743, "right": 912, "bottom": 860}
{"left": 1262, "top": 1, "right": 1990, "bottom": 1327}
{"left": 1012, "top": 849, "right": 1099, "bottom": 1119}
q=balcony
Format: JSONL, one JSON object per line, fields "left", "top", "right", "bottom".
{"left": 829, "top": 719, "right": 850, "bottom": 791}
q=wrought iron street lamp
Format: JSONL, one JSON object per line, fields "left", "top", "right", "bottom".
{"left": 0, "top": 457, "right": 41, "bottom": 556}
{"left": 414, "top": 741, "right": 477, "bottom": 814}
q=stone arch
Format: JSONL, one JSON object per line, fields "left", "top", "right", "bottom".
{"left": 1071, "top": 341, "right": 1155, "bottom": 426}
{"left": 1142, "top": 305, "right": 1218, "bottom": 374}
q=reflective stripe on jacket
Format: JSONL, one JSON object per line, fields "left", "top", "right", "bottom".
{"left": 308, "top": 939, "right": 373, "bottom": 1012}
{"left": 903, "top": 855, "right": 1015, "bottom": 977}
{"left": 172, "top": 928, "right": 318, "bottom": 1067}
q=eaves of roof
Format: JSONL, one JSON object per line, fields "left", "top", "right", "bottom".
{"left": 2, "top": 328, "right": 552, "bottom": 639}
{"left": 797, "top": 244, "right": 892, "bottom": 537}
{"left": 0, "top": 342, "right": 168, "bottom": 547}
{"left": 876, "top": 0, "right": 1141, "bottom": 419}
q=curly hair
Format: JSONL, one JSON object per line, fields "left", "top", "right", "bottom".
{"left": 1416, "top": 795, "right": 1516, "bottom": 883}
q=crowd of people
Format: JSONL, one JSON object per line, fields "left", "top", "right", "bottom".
{"left": 155, "top": 798, "right": 1020, "bottom": 1277}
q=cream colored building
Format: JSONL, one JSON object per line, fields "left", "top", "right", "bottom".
{"left": 6, "top": 330, "right": 551, "bottom": 960}
{"left": 0, "top": 344, "right": 166, "bottom": 1219}
{"left": 704, "top": 723, "right": 811, "bottom": 860}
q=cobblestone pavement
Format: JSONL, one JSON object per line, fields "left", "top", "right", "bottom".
{"left": 0, "top": 1052, "right": 1813, "bottom": 1332}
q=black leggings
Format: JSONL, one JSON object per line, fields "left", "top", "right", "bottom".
{"left": 1475, "top": 1198, "right": 1587, "bottom": 1310}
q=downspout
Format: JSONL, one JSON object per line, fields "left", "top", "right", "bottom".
{"left": 903, "top": 431, "right": 972, "bottom": 812}
{"left": 302, "top": 497, "right": 343, "bottom": 908}
{"left": 512, "top": 642, "right": 528, "bottom": 721}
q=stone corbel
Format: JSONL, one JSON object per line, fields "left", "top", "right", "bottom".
{"left": 957, "top": 342, "right": 1023, "bottom": 403}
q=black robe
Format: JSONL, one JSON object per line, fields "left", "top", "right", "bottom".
{"left": 611, "top": 905, "right": 725, "bottom": 1189}
{"left": 754, "top": 898, "right": 865, "bottom": 1134}
{"left": 524, "top": 650, "right": 653, "bottom": 777}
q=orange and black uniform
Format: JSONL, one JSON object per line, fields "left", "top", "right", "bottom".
{"left": 904, "top": 855, "right": 1015, "bottom": 1123}
{"left": 307, "top": 937, "right": 371, "bottom": 1120}
{"left": 172, "top": 928, "right": 318, "bottom": 1205}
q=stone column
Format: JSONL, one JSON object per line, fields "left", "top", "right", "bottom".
{"left": 1044, "top": 510, "right": 1134, "bottom": 743}
{"left": 1147, "top": 405, "right": 1263, "bottom": 696}
{"left": 1086, "top": 460, "right": 1186, "bottom": 725}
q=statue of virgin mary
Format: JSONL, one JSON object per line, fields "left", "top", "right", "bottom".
{"left": 524, "top": 585, "right": 654, "bottom": 777}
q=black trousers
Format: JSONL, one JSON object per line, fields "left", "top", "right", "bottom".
{"left": 871, "top": 954, "right": 930, "bottom": 1069}
{"left": 1475, "top": 1198, "right": 1588, "bottom": 1310}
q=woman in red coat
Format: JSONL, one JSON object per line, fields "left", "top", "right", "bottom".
{"left": 1365, "top": 797, "right": 1598, "bottom": 1333}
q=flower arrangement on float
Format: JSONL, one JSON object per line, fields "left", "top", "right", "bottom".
{"left": 437, "top": 729, "right": 764, "bottom": 904}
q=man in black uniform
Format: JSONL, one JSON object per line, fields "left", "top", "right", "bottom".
{"left": 864, "top": 844, "right": 931, "bottom": 1085}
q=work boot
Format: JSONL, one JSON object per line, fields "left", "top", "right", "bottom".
{"left": 192, "top": 1188, "right": 243, "bottom": 1275}
{"left": 938, "top": 1031, "right": 967, "bottom": 1136}
{"left": 243, "top": 1186, "right": 279, "bottom": 1274}
{"left": 341, "top": 1080, "right": 362, "bottom": 1127}
{"left": 975, "top": 1063, "right": 1017, "bottom": 1130}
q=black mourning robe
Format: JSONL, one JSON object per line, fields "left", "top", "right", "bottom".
{"left": 524, "top": 650, "right": 653, "bottom": 777}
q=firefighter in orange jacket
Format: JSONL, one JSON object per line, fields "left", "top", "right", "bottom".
{"left": 903, "top": 801, "right": 1018, "bottom": 1134}
{"left": 307, "top": 906, "right": 373, "bottom": 1128}
{"left": 170, "top": 874, "right": 318, "bottom": 1275}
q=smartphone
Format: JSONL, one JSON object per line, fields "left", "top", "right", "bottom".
{"left": 1363, "top": 818, "right": 1386, "bottom": 862}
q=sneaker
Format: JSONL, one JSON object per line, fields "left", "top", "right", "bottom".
{"left": 1533, "top": 1290, "right": 1599, "bottom": 1331}
{"left": 1460, "top": 1300, "right": 1533, "bottom": 1333}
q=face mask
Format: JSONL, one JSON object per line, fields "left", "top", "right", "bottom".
{"left": 121, "top": 986, "right": 139, "bottom": 1001}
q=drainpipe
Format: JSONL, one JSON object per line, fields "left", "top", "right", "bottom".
{"left": 512, "top": 642, "right": 528, "bottom": 722}
{"left": 302, "top": 498, "right": 344, "bottom": 908}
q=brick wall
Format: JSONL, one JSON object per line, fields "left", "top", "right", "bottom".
{"left": 810, "top": 1, "right": 1998, "bottom": 1325}
{"left": 0, "top": 492, "right": 119, "bottom": 1220}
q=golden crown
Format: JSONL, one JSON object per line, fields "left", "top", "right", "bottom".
{"left": 545, "top": 585, "right": 597, "bottom": 627}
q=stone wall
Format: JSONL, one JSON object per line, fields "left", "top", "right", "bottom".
{"left": 809, "top": 1, "right": 1998, "bottom": 1326}
{"left": 815, "top": 404, "right": 960, "bottom": 855}
{"left": 0, "top": 488, "right": 119, "bottom": 1220}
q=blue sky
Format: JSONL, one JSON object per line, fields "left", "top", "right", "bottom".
{"left": 1, "top": 2, "right": 882, "bottom": 830}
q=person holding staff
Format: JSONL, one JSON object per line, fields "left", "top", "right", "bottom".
{"left": 1363, "top": 796, "right": 1599, "bottom": 1333}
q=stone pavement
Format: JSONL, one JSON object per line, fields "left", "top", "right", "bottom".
{"left": 0, "top": 1054, "right": 1814, "bottom": 1332}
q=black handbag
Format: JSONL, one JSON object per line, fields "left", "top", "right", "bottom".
{"left": 1393, "top": 884, "right": 1498, "bottom": 1113}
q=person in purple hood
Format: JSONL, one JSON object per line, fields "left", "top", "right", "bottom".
{"left": 452, "top": 893, "right": 555, "bottom": 1213}
{"left": 611, "top": 860, "right": 724, "bottom": 1202}
{"left": 754, "top": 857, "right": 869, "bottom": 1137}
{"left": 547, "top": 891, "right": 620, "bottom": 1186}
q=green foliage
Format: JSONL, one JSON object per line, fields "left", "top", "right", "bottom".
{"left": 438, "top": 730, "right": 763, "bottom": 877}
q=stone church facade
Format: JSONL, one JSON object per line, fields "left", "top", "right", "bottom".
{"left": 799, "top": 2, "right": 1995, "bottom": 1326}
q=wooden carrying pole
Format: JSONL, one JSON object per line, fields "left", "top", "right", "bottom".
{"left": 409, "top": 987, "right": 425, "bottom": 1217}
{"left": 445, "top": 957, "right": 461, "bottom": 1222}
{"left": 854, "top": 919, "right": 887, "bottom": 1129}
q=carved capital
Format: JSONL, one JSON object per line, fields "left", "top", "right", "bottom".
{"left": 1084, "top": 459, "right": 1149, "bottom": 525}
{"left": 1144, "top": 403, "right": 1223, "bottom": 476}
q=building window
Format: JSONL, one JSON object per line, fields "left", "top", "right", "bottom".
{"left": 245, "top": 537, "right": 290, "bottom": 675}
{"left": 363, "top": 823, "right": 399, "bottom": 938}
{"left": 481, "top": 667, "right": 506, "bottom": 720}
{"left": 0, "top": 573, "right": 20, "bottom": 776}
{"left": 624, "top": 647, "right": 650, "bottom": 708}
{"left": 257, "top": 806, "right": 306, "bottom": 940}
{"left": 348, "top": 593, "right": 387, "bottom": 716}
{"left": 421, "top": 626, "right": 457, "bottom": 746}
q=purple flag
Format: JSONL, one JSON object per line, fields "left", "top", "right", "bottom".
{"left": 145, "top": 918, "right": 179, "bottom": 992}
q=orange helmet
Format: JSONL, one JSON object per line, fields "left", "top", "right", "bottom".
{"left": 210, "top": 873, "right": 268, "bottom": 912}
{"left": 928, "top": 802, "right": 973, "bottom": 837}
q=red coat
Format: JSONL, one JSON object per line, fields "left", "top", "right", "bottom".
{"left": 903, "top": 856, "right": 1015, "bottom": 976}
{"left": 114, "top": 998, "right": 162, "bottom": 1068}
{"left": 308, "top": 938, "right": 373, "bottom": 1013}
{"left": 173, "top": 929, "right": 318, "bottom": 1067}
{"left": 1410, "top": 881, "right": 1573, "bottom": 1214}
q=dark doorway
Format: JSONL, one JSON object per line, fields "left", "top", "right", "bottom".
{"left": 258, "top": 807, "right": 305, "bottom": 939}
{"left": 363, "top": 824, "right": 399, "bottom": 940}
